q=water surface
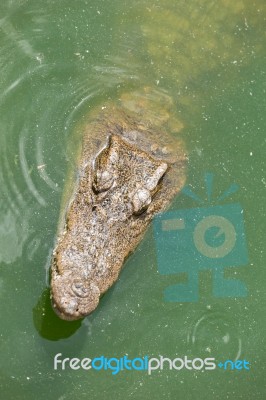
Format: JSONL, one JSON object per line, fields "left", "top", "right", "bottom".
{"left": 0, "top": 0, "right": 265, "bottom": 399}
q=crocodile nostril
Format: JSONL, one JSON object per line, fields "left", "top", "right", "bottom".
{"left": 71, "top": 281, "right": 90, "bottom": 298}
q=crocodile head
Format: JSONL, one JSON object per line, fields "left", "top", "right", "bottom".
{"left": 51, "top": 107, "right": 186, "bottom": 320}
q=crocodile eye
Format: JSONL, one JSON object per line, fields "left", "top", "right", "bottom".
{"left": 93, "top": 170, "right": 114, "bottom": 192}
{"left": 131, "top": 188, "right": 151, "bottom": 215}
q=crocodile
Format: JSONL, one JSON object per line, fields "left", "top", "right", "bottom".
{"left": 51, "top": 96, "right": 186, "bottom": 320}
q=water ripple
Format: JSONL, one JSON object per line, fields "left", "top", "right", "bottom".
{"left": 19, "top": 134, "right": 46, "bottom": 207}
{"left": 187, "top": 307, "right": 242, "bottom": 361}
{"left": 36, "top": 136, "right": 59, "bottom": 192}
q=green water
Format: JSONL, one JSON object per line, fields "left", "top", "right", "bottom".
{"left": 0, "top": 0, "right": 265, "bottom": 399}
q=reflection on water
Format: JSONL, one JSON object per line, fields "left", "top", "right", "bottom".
{"left": 0, "top": 0, "right": 265, "bottom": 399}
{"left": 33, "top": 288, "right": 82, "bottom": 340}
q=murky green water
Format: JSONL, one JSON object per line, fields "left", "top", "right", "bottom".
{"left": 0, "top": 1, "right": 265, "bottom": 399}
